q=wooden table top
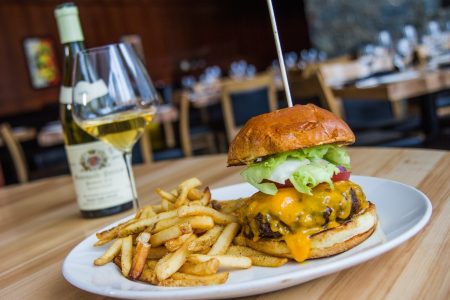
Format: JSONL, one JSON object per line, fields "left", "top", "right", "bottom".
{"left": 333, "top": 68, "right": 450, "bottom": 102}
{"left": 1, "top": 147, "right": 449, "bottom": 299}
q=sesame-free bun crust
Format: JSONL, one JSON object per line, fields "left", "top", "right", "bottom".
{"left": 243, "top": 202, "right": 377, "bottom": 260}
{"left": 227, "top": 104, "right": 355, "bottom": 166}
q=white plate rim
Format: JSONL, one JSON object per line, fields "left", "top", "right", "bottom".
{"left": 62, "top": 176, "right": 432, "bottom": 299}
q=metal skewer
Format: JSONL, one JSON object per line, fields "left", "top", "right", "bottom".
{"left": 266, "top": 0, "right": 293, "bottom": 107}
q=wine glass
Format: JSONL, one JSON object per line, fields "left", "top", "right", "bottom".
{"left": 284, "top": 52, "right": 298, "bottom": 69}
{"left": 377, "top": 30, "right": 394, "bottom": 59}
{"left": 71, "top": 43, "right": 160, "bottom": 210}
{"left": 359, "top": 44, "right": 376, "bottom": 73}
{"left": 393, "top": 38, "right": 414, "bottom": 71}
{"left": 403, "top": 25, "right": 418, "bottom": 47}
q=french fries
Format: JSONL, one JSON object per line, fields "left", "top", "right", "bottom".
{"left": 245, "top": 238, "right": 292, "bottom": 258}
{"left": 188, "top": 254, "right": 252, "bottom": 269}
{"left": 153, "top": 216, "right": 214, "bottom": 233}
{"left": 232, "top": 232, "right": 247, "bottom": 246}
{"left": 147, "top": 259, "right": 158, "bottom": 270}
{"left": 94, "top": 218, "right": 137, "bottom": 246}
{"left": 129, "top": 232, "right": 151, "bottom": 280}
{"left": 165, "top": 233, "right": 193, "bottom": 252}
{"left": 139, "top": 264, "right": 159, "bottom": 285}
{"left": 199, "top": 187, "right": 211, "bottom": 206}
{"left": 118, "top": 210, "right": 178, "bottom": 237}
{"left": 175, "top": 177, "right": 202, "bottom": 207}
{"left": 159, "top": 272, "right": 228, "bottom": 287}
{"left": 151, "top": 204, "right": 164, "bottom": 214}
{"left": 179, "top": 259, "right": 220, "bottom": 275}
{"left": 93, "top": 177, "right": 293, "bottom": 288}
{"left": 187, "top": 188, "right": 203, "bottom": 200}
{"left": 155, "top": 188, "right": 177, "bottom": 202}
{"left": 94, "top": 238, "right": 122, "bottom": 266}
{"left": 147, "top": 246, "right": 168, "bottom": 259}
{"left": 226, "top": 245, "right": 264, "bottom": 256}
{"left": 161, "top": 199, "right": 175, "bottom": 211}
{"left": 185, "top": 216, "right": 215, "bottom": 232}
{"left": 154, "top": 235, "right": 196, "bottom": 281}
{"left": 248, "top": 255, "right": 289, "bottom": 267}
{"left": 178, "top": 205, "right": 238, "bottom": 225}
{"left": 188, "top": 225, "right": 223, "bottom": 252}
{"left": 226, "top": 246, "right": 289, "bottom": 267}
{"left": 139, "top": 206, "right": 156, "bottom": 219}
{"left": 152, "top": 216, "right": 180, "bottom": 233}
{"left": 150, "top": 223, "right": 192, "bottom": 247}
{"left": 121, "top": 235, "right": 133, "bottom": 277}
{"left": 208, "top": 223, "right": 240, "bottom": 255}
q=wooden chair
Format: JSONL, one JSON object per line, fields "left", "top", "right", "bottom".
{"left": 288, "top": 68, "right": 343, "bottom": 118}
{"left": 138, "top": 102, "right": 183, "bottom": 164}
{"left": 0, "top": 123, "right": 29, "bottom": 183}
{"left": 139, "top": 124, "right": 184, "bottom": 164}
{"left": 139, "top": 130, "right": 154, "bottom": 163}
{"left": 179, "top": 91, "right": 216, "bottom": 157}
{"left": 221, "top": 72, "right": 277, "bottom": 142}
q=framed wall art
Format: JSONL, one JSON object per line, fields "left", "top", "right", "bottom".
{"left": 23, "top": 37, "right": 60, "bottom": 89}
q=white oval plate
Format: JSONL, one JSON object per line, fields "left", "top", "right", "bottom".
{"left": 63, "top": 176, "right": 432, "bottom": 299}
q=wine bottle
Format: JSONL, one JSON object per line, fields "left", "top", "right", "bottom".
{"left": 54, "top": 3, "right": 135, "bottom": 218}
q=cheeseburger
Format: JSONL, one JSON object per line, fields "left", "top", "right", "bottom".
{"left": 227, "top": 104, "right": 377, "bottom": 262}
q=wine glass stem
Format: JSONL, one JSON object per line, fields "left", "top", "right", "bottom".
{"left": 123, "top": 151, "right": 139, "bottom": 210}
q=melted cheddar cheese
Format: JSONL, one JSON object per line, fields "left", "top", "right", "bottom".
{"left": 240, "top": 181, "right": 368, "bottom": 262}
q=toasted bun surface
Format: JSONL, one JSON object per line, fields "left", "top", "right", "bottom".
{"left": 227, "top": 104, "right": 355, "bottom": 166}
{"left": 243, "top": 202, "right": 377, "bottom": 260}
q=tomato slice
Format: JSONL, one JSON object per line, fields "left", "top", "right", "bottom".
{"left": 263, "top": 179, "right": 293, "bottom": 188}
{"left": 331, "top": 170, "right": 351, "bottom": 182}
{"left": 274, "top": 180, "right": 294, "bottom": 188}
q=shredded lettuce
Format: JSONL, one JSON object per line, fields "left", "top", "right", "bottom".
{"left": 324, "top": 146, "right": 351, "bottom": 169}
{"left": 241, "top": 156, "right": 282, "bottom": 195}
{"left": 289, "top": 159, "right": 338, "bottom": 194}
{"left": 241, "top": 145, "right": 350, "bottom": 195}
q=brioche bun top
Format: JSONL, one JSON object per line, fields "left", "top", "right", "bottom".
{"left": 227, "top": 104, "right": 355, "bottom": 166}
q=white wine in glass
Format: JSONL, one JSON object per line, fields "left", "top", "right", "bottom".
{"left": 81, "top": 109, "right": 155, "bottom": 153}
{"left": 72, "top": 43, "right": 160, "bottom": 210}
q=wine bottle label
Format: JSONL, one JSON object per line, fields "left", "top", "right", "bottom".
{"left": 59, "top": 86, "right": 72, "bottom": 104}
{"left": 65, "top": 141, "right": 135, "bottom": 210}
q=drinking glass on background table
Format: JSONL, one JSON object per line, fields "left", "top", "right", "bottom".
{"left": 181, "top": 75, "right": 196, "bottom": 90}
{"left": 229, "top": 60, "right": 248, "bottom": 79}
{"left": 359, "top": 44, "right": 376, "bottom": 73}
{"left": 393, "top": 38, "right": 414, "bottom": 71}
{"left": 403, "top": 25, "right": 418, "bottom": 47}
{"left": 377, "top": 30, "right": 394, "bottom": 57}
{"left": 423, "top": 20, "right": 444, "bottom": 57}
{"left": 284, "top": 51, "right": 298, "bottom": 69}
{"left": 71, "top": 43, "right": 160, "bottom": 210}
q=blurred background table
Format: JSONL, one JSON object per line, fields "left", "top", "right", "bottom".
{"left": 0, "top": 147, "right": 449, "bottom": 299}
{"left": 332, "top": 69, "right": 450, "bottom": 140}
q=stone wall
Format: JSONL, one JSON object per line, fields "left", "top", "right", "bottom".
{"left": 305, "top": 0, "right": 450, "bottom": 56}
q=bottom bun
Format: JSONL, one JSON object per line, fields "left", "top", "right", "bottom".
{"left": 243, "top": 202, "right": 377, "bottom": 260}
